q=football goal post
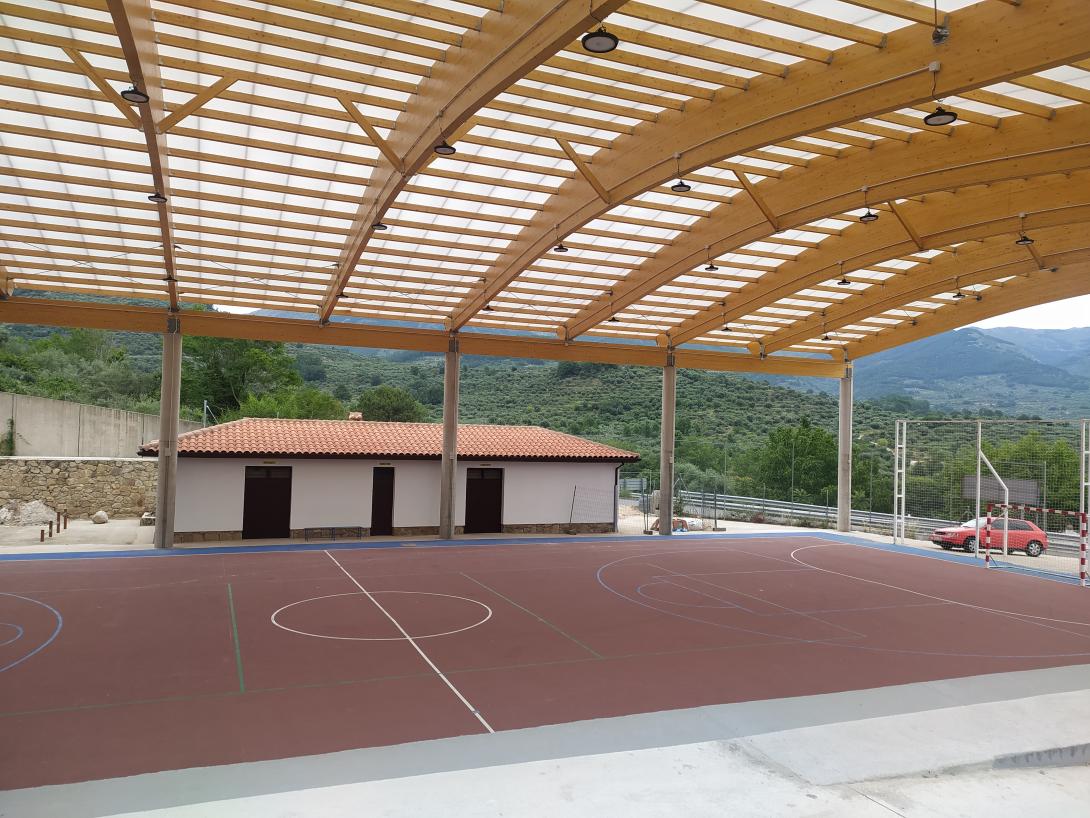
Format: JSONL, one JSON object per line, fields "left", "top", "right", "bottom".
{"left": 893, "top": 418, "right": 1090, "bottom": 582}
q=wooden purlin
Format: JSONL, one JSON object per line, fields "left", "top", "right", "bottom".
{"left": 317, "top": 0, "right": 631, "bottom": 323}
{"left": 764, "top": 229, "right": 1090, "bottom": 353}
{"left": 449, "top": 0, "right": 1090, "bottom": 331}
{"left": 0, "top": 298, "right": 847, "bottom": 379}
{"left": 562, "top": 105, "right": 1090, "bottom": 341}
{"left": 848, "top": 259, "right": 1090, "bottom": 359}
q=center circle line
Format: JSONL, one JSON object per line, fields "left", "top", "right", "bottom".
{"left": 270, "top": 590, "right": 493, "bottom": 642}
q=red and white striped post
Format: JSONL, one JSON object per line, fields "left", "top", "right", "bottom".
{"left": 985, "top": 503, "right": 993, "bottom": 569}
{"left": 1079, "top": 511, "right": 1087, "bottom": 588}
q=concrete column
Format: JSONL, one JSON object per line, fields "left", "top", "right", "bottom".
{"left": 658, "top": 350, "right": 677, "bottom": 536}
{"left": 438, "top": 335, "right": 460, "bottom": 540}
{"left": 154, "top": 316, "right": 182, "bottom": 549}
{"left": 837, "top": 363, "right": 854, "bottom": 533}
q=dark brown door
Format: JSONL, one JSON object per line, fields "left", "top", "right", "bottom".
{"left": 242, "top": 466, "right": 292, "bottom": 539}
{"left": 464, "top": 468, "right": 503, "bottom": 534}
{"left": 371, "top": 467, "right": 395, "bottom": 536}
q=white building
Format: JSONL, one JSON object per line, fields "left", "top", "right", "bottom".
{"left": 140, "top": 417, "right": 639, "bottom": 542}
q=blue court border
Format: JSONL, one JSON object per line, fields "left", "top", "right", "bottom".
{"left": 0, "top": 529, "right": 1082, "bottom": 586}
{"left": 0, "top": 530, "right": 809, "bottom": 561}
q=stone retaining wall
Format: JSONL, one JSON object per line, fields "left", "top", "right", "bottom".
{"left": 0, "top": 457, "right": 157, "bottom": 518}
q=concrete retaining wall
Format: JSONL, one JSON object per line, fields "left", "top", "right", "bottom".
{"left": 0, "top": 392, "right": 201, "bottom": 457}
{"left": 0, "top": 457, "right": 157, "bottom": 518}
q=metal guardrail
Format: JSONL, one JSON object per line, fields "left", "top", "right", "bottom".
{"left": 649, "top": 490, "right": 1084, "bottom": 554}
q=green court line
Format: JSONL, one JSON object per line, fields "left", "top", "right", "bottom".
{"left": 227, "top": 583, "right": 246, "bottom": 693}
{"left": 460, "top": 572, "right": 604, "bottom": 659}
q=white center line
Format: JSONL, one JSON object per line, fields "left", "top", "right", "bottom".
{"left": 323, "top": 550, "right": 494, "bottom": 734}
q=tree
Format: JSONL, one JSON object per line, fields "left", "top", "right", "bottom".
{"left": 236, "top": 387, "right": 346, "bottom": 420}
{"left": 752, "top": 419, "right": 837, "bottom": 503}
{"left": 356, "top": 385, "right": 428, "bottom": 422}
{"left": 182, "top": 336, "right": 301, "bottom": 412}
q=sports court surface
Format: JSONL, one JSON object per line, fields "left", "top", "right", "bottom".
{"left": 3, "top": 533, "right": 1090, "bottom": 791}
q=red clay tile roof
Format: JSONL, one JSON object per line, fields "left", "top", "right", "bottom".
{"left": 140, "top": 418, "right": 640, "bottom": 462}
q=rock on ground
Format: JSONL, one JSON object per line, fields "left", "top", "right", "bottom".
{"left": 91, "top": 510, "right": 109, "bottom": 524}
{"left": 1, "top": 499, "right": 58, "bottom": 526}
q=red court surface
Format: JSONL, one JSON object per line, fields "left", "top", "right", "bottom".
{"left": 3, "top": 535, "right": 1090, "bottom": 790}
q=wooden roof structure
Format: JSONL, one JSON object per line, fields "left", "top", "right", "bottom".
{"left": 2, "top": 0, "right": 1089, "bottom": 379}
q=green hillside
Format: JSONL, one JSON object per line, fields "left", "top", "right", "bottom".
{"left": 4, "top": 301, "right": 1085, "bottom": 516}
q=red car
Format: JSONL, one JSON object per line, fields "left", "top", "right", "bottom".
{"left": 930, "top": 517, "right": 1048, "bottom": 557}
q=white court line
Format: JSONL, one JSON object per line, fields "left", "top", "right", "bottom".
{"left": 789, "top": 544, "right": 1090, "bottom": 632}
{"left": 323, "top": 550, "right": 495, "bottom": 734}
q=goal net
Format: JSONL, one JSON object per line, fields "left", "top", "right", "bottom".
{"left": 983, "top": 503, "right": 1088, "bottom": 585}
{"left": 893, "top": 419, "right": 1089, "bottom": 582}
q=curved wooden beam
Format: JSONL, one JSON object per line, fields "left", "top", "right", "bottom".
{"left": 317, "top": 0, "right": 629, "bottom": 323}
{"left": 572, "top": 104, "right": 1090, "bottom": 341}
{"left": 765, "top": 224, "right": 1090, "bottom": 354}
{"left": 105, "top": 0, "right": 178, "bottom": 310}
{"left": 847, "top": 251, "right": 1090, "bottom": 359}
{"left": 449, "top": 0, "right": 1090, "bottom": 330}
{"left": 668, "top": 172, "right": 1090, "bottom": 348}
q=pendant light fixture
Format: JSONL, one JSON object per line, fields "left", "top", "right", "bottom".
{"left": 372, "top": 221, "right": 388, "bottom": 231}
{"left": 148, "top": 192, "right": 167, "bottom": 204}
{"left": 836, "top": 260, "right": 850, "bottom": 286}
{"left": 859, "top": 186, "right": 878, "bottom": 223}
{"left": 704, "top": 246, "right": 718, "bottom": 272}
{"left": 607, "top": 289, "right": 620, "bottom": 321}
{"left": 923, "top": 57, "right": 958, "bottom": 127}
{"left": 924, "top": 106, "right": 958, "bottom": 127}
{"left": 1014, "top": 212, "right": 1034, "bottom": 246}
{"left": 670, "top": 152, "right": 691, "bottom": 193}
{"left": 121, "top": 85, "right": 149, "bottom": 104}
{"left": 433, "top": 110, "right": 456, "bottom": 155}
{"left": 553, "top": 225, "right": 568, "bottom": 253}
{"left": 482, "top": 304, "right": 494, "bottom": 312}
{"left": 952, "top": 277, "right": 966, "bottom": 299}
{"left": 582, "top": 26, "right": 618, "bottom": 53}
{"left": 581, "top": 1, "right": 619, "bottom": 53}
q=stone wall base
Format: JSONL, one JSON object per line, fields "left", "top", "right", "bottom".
{"left": 176, "top": 530, "right": 243, "bottom": 543}
{"left": 174, "top": 521, "right": 615, "bottom": 543}
{"left": 0, "top": 456, "right": 157, "bottom": 518}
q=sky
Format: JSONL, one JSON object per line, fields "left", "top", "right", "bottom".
{"left": 973, "top": 294, "right": 1090, "bottom": 330}
{"left": 222, "top": 295, "right": 1090, "bottom": 330}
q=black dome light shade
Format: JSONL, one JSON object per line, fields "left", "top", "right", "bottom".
{"left": 859, "top": 209, "right": 879, "bottom": 224}
{"left": 553, "top": 242, "right": 569, "bottom": 253}
{"left": 671, "top": 179, "right": 691, "bottom": 193}
{"left": 148, "top": 192, "right": 167, "bottom": 204}
{"left": 924, "top": 106, "right": 958, "bottom": 127}
{"left": 433, "top": 140, "right": 456, "bottom": 156}
{"left": 1015, "top": 233, "right": 1034, "bottom": 246}
{"left": 372, "top": 221, "right": 388, "bottom": 231}
{"left": 121, "top": 85, "right": 149, "bottom": 104}
{"left": 582, "top": 26, "right": 618, "bottom": 54}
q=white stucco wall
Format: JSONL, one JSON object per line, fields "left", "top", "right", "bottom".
{"left": 458, "top": 461, "right": 620, "bottom": 525}
{"left": 174, "top": 457, "right": 622, "bottom": 533}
